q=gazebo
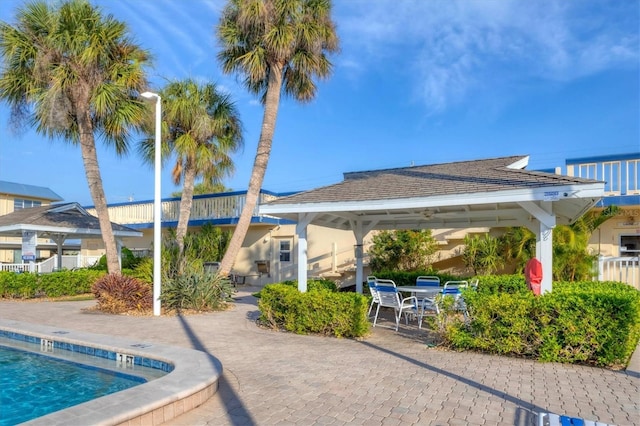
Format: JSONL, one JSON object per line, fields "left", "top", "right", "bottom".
{"left": 259, "top": 155, "right": 604, "bottom": 293}
{"left": 0, "top": 202, "right": 142, "bottom": 270}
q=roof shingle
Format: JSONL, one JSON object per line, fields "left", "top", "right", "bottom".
{"left": 267, "top": 155, "right": 600, "bottom": 205}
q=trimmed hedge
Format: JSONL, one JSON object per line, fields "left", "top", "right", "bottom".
{"left": 473, "top": 274, "right": 528, "bottom": 294}
{"left": 278, "top": 278, "right": 339, "bottom": 292}
{"left": 446, "top": 280, "right": 640, "bottom": 368}
{"left": 258, "top": 283, "right": 370, "bottom": 338}
{"left": 0, "top": 270, "right": 105, "bottom": 298}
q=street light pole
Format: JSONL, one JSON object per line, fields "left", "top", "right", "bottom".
{"left": 141, "top": 91, "right": 162, "bottom": 316}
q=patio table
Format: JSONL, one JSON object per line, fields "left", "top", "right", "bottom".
{"left": 396, "top": 286, "right": 442, "bottom": 329}
{"left": 396, "top": 286, "right": 442, "bottom": 298}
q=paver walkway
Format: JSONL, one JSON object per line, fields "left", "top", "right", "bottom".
{"left": 1, "top": 287, "right": 638, "bottom": 426}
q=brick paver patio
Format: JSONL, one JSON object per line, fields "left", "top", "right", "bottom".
{"left": 1, "top": 287, "right": 638, "bottom": 425}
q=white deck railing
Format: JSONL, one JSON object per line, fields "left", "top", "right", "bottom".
{"left": 87, "top": 192, "right": 281, "bottom": 225}
{"left": 597, "top": 256, "right": 640, "bottom": 290}
{"left": 0, "top": 255, "right": 101, "bottom": 274}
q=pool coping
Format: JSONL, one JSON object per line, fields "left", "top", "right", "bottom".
{"left": 0, "top": 318, "right": 223, "bottom": 426}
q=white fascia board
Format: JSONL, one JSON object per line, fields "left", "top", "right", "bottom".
{"left": 48, "top": 202, "right": 89, "bottom": 215}
{"left": 507, "top": 156, "right": 529, "bottom": 169}
{"left": 259, "top": 183, "right": 604, "bottom": 215}
{"left": 0, "top": 224, "right": 142, "bottom": 238}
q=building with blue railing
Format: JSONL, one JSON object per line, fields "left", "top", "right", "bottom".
{"left": 561, "top": 153, "right": 640, "bottom": 258}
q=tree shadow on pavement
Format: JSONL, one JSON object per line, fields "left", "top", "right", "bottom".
{"left": 176, "top": 313, "right": 256, "bottom": 426}
{"left": 358, "top": 340, "right": 540, "bottom": 426}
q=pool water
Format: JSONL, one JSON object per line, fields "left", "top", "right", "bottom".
{"left": 0, "top": 344, "right": 147, "bottom": 425}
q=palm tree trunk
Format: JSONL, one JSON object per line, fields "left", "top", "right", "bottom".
{"left": 76, "top": 101, "right": 120, "bottom": 274}
{"left": 176, "top": 159, "right": 197, "bottom": 271}
{"left": 219, "top": 63, "right": 283, "bottom": 276}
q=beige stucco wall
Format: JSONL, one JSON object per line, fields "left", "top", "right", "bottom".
{"left": 81, "top": 223, "right": 361, "bottom": 287}
{"left": 588, "top": 207, "right": 640, "bottom": 257}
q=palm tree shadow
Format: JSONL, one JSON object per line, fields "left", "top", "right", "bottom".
{"left": 358, "top": 340, "right": 542, "bottom": 426}
{"left": 176, "top": 313, "right": 256, "bottom": 426}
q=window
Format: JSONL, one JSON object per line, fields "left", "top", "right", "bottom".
{"left": 577, "top": 163, "right": 597, "bottom": 179}
{"left": 14, "top": 199, "right": 41, "bottom": 210}
{"left": 602, "top": 161, "right": 620, "bottom": 193}
{"left": 620, "top": 235, "right": 640, "bottom": 256}
{"left": 279, "top": 240, "right": 291, "bottom": 262}
{"left": 627, "top": 160, "right": 640, "bottom": 194}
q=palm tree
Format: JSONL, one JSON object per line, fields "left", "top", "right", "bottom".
{"left": 502, "top": 227, "right": 537, "bottom": 273}
{"left": 140, "top": 79, "right": 242, "bottom": 257}
{"left": 171, "top": 182, "right": 232, "bottom": 197}
{"left": 501, "top": 206, "right": 620, "bottom": 279}
{"left": 463, "top": 234, "right": 505, "bottom": 275}
{"left": 216, "top": 0, "right": 339, "bottom": 276}
{"left": 0, "top": 0, "right": 150, "bottom": 273}
{"left": 552, "top": 206, "right": 620, "bottom": 281}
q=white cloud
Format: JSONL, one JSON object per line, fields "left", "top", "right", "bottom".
{"left": 336, "top": 0, "right": 639, "bottom": 113}
{"left": 99, "top": 0, "right": 218, "bottom": 83}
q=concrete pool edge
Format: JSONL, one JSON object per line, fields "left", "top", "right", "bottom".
{"left": 0, "top": 318, "right": 223, "bottom": 426}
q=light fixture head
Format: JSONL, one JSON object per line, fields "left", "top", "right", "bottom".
{"left": 141, "top": 91, "right": 158, "bottom": 99}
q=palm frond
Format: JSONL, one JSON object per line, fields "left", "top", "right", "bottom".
{"left": 216, "top": 0, "right": 339, "bottom": 101}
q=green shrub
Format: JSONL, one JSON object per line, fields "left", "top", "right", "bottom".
{"left": 38, "top": 270, "right": 104, "bottom": 297}
{"left": 92, "top": 273, "right": 152, "bottom": 313}
{"left": 123, "top": 257, "right": 153, "bottom": 283}
{"left": 258, "top": 283, "right": 369, "bottom": 338}
{"left": 448, "top": 290, "right": 540, "bottom": 355}
{"left": 0, "top": 271, "right": 39, "bottom": 298}
{"left": 473, "top": 274, "right": 528, "bottom": 295}
{"left": 160, "top": 271, "right": 233, "bottom": 313}
{"left": 279, "top": 278, "right": 339, "bottom": 292}
{"left": 0, "top": 270, "right": 104, "bottom": 299}
{"left": 445, "top": 279, "right": 640, "bottom": 368}
{"left": 89, "top": 247, "right": 142, "bottom": 271}
{"left": 538, "top": 281, "right": 640, "bottom": 367}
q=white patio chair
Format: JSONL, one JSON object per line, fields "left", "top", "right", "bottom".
{"left": 372, "top": 283, "right": 418, "bottom": 331}
{"left": 374, "top": 278, "right": 397, "bottom": 288}
{"left": 366, "top": 276, "right": 379, "bottom": 317}
{"left": 416, "top": 276, "right": 440, "bottom": 286}
{"left": 369, "top": 278, "right": 396, "bottom": 318}
{"left": 415, "top": 276, "right": 441, "bottom": 328}
{"left": 469, "top": 277, "right": 479, "bottom": 290}
{"left": 439, "top": 280, "right": 469, "bottom": 321}
{"left": 538, "top": 412, "right": 611, "bottom": 426}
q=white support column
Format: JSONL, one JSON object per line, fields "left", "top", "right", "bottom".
{"left": 537, "top": 222, "right": 554, "bottom": 294}
{"left": 116, "top": 239, "right": 123, "bottom": 271}
{"left": 597, "top": 255, "right": 604, "bottom": 282}
{"left": 350, "top": 219, "right": 378, "bottom": 294}
{"left": 354, "top": 221, "right": 364, "bottom": 295}
{"left": 520, "top": 201, "right": 555, "bottom": 293}
{"left": 296, "top": 213, "right": 316, "bottom": 293}
{"left": 331, "top": 242, "right": 337, "bottom": 273}
{"left": 51, "top": 234, "right": 67, "bottom": 271}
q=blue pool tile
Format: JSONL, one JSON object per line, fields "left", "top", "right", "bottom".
{"left": 1, "top": 330, "right": 174, "bottom": 373}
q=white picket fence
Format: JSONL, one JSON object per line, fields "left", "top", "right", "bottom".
{"left": 597, "top": 256, "right": 640, "bottom": 290}
{"left": 0, "top": 254, "right": 101, "bottom": 274}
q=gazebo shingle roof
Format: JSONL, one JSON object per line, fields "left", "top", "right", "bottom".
{"left": 0, "top": 203, "right": 139, "bottom": 236}
{"left": 267, "top": 155, "right": 599, "bottom": 205}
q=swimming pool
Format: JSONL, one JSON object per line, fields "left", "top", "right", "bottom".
{"left": 0, "top": 344, "right": 148, "bottom": 425}
{"left": 0, "top": 319, "right": 223, "bottom": 425}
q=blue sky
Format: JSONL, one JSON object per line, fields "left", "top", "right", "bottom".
{"left": 0, "top": 0, "right": 638, "bottom": 206}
